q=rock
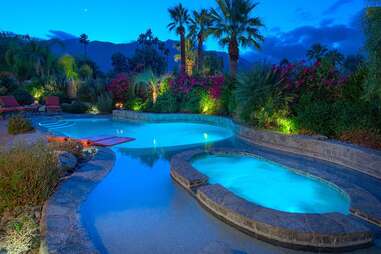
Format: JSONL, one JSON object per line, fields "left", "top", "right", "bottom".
{"left": 56, "top": 151, "right": 77, "bottom": 171}
{"left": 38, "top": 105, "right": 46, "bottom": 112}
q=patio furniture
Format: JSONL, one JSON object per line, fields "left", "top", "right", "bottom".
{"left": 45, "top": 96, "right": 62, "bottom": 112}
{"left": 0, "top": 96, "right": 26, "bottom": 114}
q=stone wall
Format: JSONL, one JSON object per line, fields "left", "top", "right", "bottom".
{"left": 113, "top": 110, "right": 381, "bottom": 180}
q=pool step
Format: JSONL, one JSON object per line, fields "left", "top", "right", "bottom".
{"left": 39, "top": 120, "right": 75, "bottom": 129}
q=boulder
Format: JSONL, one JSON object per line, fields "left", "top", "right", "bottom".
{"left": 56, "top": 151, "right": 77, "bottom": 171}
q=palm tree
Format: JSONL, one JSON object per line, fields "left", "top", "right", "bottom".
{"left": 168, "top": 4, "right": 190, "bottom": 74}
{"left": 210, "top": 0, "right": 264, "bottom": 77}
{"left": 326, "top": 49, "right": 344, "bottom": 66}
{"left": 79, "top": 33, "right": 90, "bottom": 58}
{"left": 188, "top": 9, "right": 213, "bottom": 73}
{"left": 134, "top": 69, "right": 161, "bottom": 104}
{"left": 175, "top": 39, "right": 197, "bottom": 75}
{"left": 306, "top": 43, "right": 328, "bottom": 62}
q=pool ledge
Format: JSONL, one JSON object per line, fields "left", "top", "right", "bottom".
{"left": 39, "top": 147, "right": 116, "bottom": 254}
{"left": 170, "top": 149, "right": 377, "bottom": 251}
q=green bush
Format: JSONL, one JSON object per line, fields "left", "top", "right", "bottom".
{"left": 61, "top": 100, "right": 89, "bottom": 114}
{"left": 11, "top": 89, "right": 34, "bottom": 105}
{"left": 152, "top": 91, "right": 178, "bottom": 113}
{"left": 235, "top": 65, "right": 292, "bottom": 129}
{"left": 295, "top": 96, "right": 334, "bottom": 136}
{"left": 96, "top": 92, "right": 113, "bottom": 113}
{"left": 0, "top": 142, "right": 60, "bottom": 213}
{"left": 180, "top": 87, "right": 205, "bottom": 113}
{"left": 0, "top": 213, "right": 40, "bottom": 253}
{"left": 0, "top": 72, "right": 18, "bottom": 96}
{"left": 219, "top": 76, "right": 237, "bottom": 115}
{"left": 125, "top": 98, "right": 146, "bottom": 112}
{"left": 7, "top": 115, "right": 34, "bottom": 135}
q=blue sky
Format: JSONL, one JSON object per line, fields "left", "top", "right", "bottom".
{"left": 0, "top": 0, "right": 365, "bottom": 61}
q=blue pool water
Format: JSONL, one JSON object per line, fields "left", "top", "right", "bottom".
{"left": 39, "top": 117, "right": 372, "bottom": 254}
{"left": 192, "top": 155, "right": 350, "bottom": 214}
{"left": 41, "top": 118, "right": 233, "bottom": 149}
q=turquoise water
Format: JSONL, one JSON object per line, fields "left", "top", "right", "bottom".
{"left": 41, "top": 118, "right": 233, "bottom": 149}
{"left": 39, "top": 117, "right": 359, "bottom": 253}
{"left": 192, "top": 155, "right": 350, "bottom": 214}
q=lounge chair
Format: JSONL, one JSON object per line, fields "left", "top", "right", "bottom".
{"left": 45, "top": 96, "right": 61, "bottom": 112}
{"left": 0, "top": 96, "right": 25, "bottom": 114}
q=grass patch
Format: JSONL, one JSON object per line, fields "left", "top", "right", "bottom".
{"left": 0, "top": 141, "right": 60, "bottom": 214}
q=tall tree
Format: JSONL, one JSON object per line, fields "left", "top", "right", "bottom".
{"left": 188, "top": 9, "right": 213, "bottom": 73}
{"left": 306, "top": 43, "right": 328, "bottom": 62}
{"left": 326, "top": 49, "right": 344, "bottom": 67}
{"left": 168, "top": 3, "right": 190, "bottom": 74}
{"left": 129, "top": 29, "right": 169, "bottom": 75}
{"left": 364, "top": 7, "right": 381, "bottom": 101}
{"left": 79, "top": 33, "right": 90, "bottom": 58}
{"left": 111, "top": 53, "right": 129, "bottom": 74}
{"left": 210, "top": 0, "right": 264, "bottom": 77}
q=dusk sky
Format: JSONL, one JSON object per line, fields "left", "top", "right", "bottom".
{"left": 0, "top": 0, "right": 365, "bottom": 62}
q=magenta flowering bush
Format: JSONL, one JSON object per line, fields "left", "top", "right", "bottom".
{"left": 208, "top": 75, "right": 224, "bottom": 99}
{"left": 169, "top": 74, "right": 224, "bottom": 99}
{"left": 273, "top": 60, "right": 347, "bottom": 93}
{"left": 107, "top": 73, "right": 130, "bottom": 101}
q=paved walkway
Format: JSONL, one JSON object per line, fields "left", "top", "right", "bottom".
{"left": 0, "top": 119, "right": 47, "bottom": 149}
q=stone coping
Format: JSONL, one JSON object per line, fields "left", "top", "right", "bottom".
{"left": 113, "top": 110, "right": 381, "bottom": 180}
{"left": 170, "top": 148, "right": 381, "bottom": 251}
{"left": 40, "top": 147, "right": 116, "bottom": 254}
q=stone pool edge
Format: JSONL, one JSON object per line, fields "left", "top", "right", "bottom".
{"left": 40, "top": 147, "right": 116, "bottom": 254}
{"left": 113, "top": 110, "right": 381, "bottom": 181}
{"left": 170, "top": 148, "right": 377, "bottom": 251}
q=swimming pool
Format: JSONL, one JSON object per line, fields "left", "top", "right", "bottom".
{"left": 41, "top": 118, "right": 233, "bottom": 149}
{"left": 39, "top": 117, "right": 379, "bottom": 253}
{"left": 192, "top": 154, "right": 350, "bottom": 214}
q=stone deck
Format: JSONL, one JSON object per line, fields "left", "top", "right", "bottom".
{"left": 40, "top": 147, "right": 115, "bottom": 254}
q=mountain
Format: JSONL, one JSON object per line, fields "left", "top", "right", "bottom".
{"left": 49, "top": 39, "right": 253, "bottom": 73}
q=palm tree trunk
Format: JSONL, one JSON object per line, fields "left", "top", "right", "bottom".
{"left": 180, "top": 28, "right": 186, "bottom": 74}
{"left": 197, "top": 33, "right": 204, "bottom": 73}
{"left": 228, "top": 37, "right": 239, "bottom": 77}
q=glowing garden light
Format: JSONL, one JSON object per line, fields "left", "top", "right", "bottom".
{"left": 115, "top": 102, "right": 124, "bottom": 109}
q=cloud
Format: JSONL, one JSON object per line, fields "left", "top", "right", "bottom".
{"left": 323, "top": 0, "right": 352, "bottom": 15}
{"left": 47, "top": 30, "right": 77, "bottom": 40}
{"left": 242, "top": 12, "right": 364, "bottom": 63}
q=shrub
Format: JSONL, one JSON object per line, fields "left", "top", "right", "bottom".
{"left": 96, "top": 92, "right": 113, "bottom": 113}
{"left": 7, "top": 115, "right": 34, "bottom": 135}
{"left": 11, "top": 89, "right": 34, "bottom": 105}
{"left": 152, "top": 91, "right": 178, "bottom": 113}
{"left": 125, "top": 98, "right": 146, "bottom": 112}
{"left": 219, "top": 76, "right": 237, "bottom": 115}
{"left": 199, "top": 90, "right": 219, "bottom": 115}
{"left": 107, "top": 74, "right": 130, "bottom": 101}
{"left": 0, "top": 72, "right": 18, "bottom": 96}
{"left": 180, "top": 87, "right": 204, "bottom": 113}
{"left": 0, "top": 142, "right": 60, "bottom": 213}
{"left": 61, "top": 100, "right": 89, "bottom": 114}
{"left": 235, "top": 64, "right": 292, "bottom": 127}
{"left": 295, "top": 97, "right": 333, "bottom": 136}
{"left": 0, "top": 213, "right": 39, "bottom": 253}
{"left": 48, "top": 140, "right": 84, "bottom": 158}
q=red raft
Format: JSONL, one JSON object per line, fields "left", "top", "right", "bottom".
{"left": 85, "top": 135, "right": 135, "bottom": 147}
{"left": 48, "top": 135, "right": 135, "bottom": 147}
